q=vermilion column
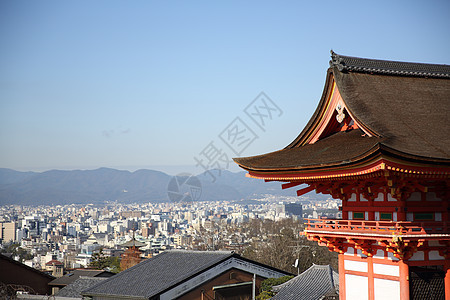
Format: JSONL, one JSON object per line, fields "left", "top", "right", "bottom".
{"left": 399, "top": 260, "right": 409, "bottom": 300}
{"left": 445, "top": 259, "right": 450, "bottom": 300}
{"left": 368, "top": 256, "right": 374, "bottom": 300}
{"left": 339, "top": 253, "right": 346, "bottom": 300}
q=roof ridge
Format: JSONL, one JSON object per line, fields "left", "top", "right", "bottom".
{"left": 166, "top": 249, "right": 234, "bottom": 254}
{"left": 330, "top": 50, "right": 450, "bottom": 78}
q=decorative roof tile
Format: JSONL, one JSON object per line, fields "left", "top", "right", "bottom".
{"left": 330, "top": 50, "right": 450, "bottom": 78}
{"left": 271, "top": 264, "right": 338, "bottom": 300}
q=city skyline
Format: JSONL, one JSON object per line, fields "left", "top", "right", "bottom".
{"left": 1, "top": 1, "right": 450, "bottom": 173}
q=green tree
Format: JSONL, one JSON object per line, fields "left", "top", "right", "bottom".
{"left": 104, "top": 256, "right": 121, "bottom": 273}
{"left": 256, "top": 276, "right": 294, "bottom": 300}
{"left": 0, "top": 242, "right": 34, "bottom": 262}
{"left": 89, "top": 248, "right": 107, "bottom": 269}
{"left": 240, "top": 218, "right": 338, "bottom": 274}
{"left": 89, "top": 248, "right": 121, "bottom": 273}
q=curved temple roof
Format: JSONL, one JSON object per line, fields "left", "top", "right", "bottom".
{"left": 234, "top": 52, "right": 450, "bottom": 174}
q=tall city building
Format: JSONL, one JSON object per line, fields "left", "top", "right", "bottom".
{"left": 1, "top": 222, "right": 16, "bottom": 242}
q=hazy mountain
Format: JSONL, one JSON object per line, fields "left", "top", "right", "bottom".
{"left": 0, "top": 168, "right": 321, "bottom": 205}
{"left": 0, "top": 169, "right": 37, "bottom": 185}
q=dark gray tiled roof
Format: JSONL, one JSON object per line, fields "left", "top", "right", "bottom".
{"left": 49, "top": 269, "right": 113, "bottom": 286}
{"left": 235, "top": 52, "right": 450, "bottom": 173}
{"left": 82, "top": 250, "right": 235, "bottom": 299}
{"left": 271, "top": 264, "right": 338, "bottom": 300}
{"left": 330, "top": 50, "right": 450, "bottom": 78}
{"left": 56, "top": 277, "right": 108, "bottom": 298}
{"left": 120, "top": 238, "right": 146, "bottom": 248}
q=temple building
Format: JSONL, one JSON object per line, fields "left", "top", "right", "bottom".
{"left": 234, "top": 51, "right": 450, "bottom": 300}
{"left": 120, "top": 234, "right": 146, "bottom": 270}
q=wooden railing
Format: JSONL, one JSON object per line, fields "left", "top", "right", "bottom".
{"left": 304, "top": 219, "right": 450, "bottom": 235}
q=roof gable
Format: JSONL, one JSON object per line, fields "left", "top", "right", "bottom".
{"left": 287, "top": 74, "right": 371, "bottom": 148}
{"left": 82, "top": 250, "right": 289, "bottom": 299}
{"left": 234, "top": 52, "right": 450, "bottom": 176}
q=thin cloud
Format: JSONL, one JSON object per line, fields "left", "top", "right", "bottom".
{"left": 102, "top": 128, "right": 131, "bottom": 138}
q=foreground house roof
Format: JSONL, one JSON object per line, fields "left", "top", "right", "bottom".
{"left": 56, "top": 277, "right": 109, "bottom": 298}
{"left": 49, "top": 269, "right": 114, "bottom": 287}
{"left": 82, "top": 250, "right": 289, "bottom": 300}
{"left": 272, "top": 264, "right": 339, "bottom": 300}
{"left": 234, "top": 52, "right": 450, "bottom": 181}
{"left": 0, "top": 253, "right": 54, "bottom": 295}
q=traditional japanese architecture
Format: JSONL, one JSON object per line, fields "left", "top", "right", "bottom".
{"left": 120, "top": 233, "right": 146, "bottom": 271}
{"left": 234, "top": 51, "right": 450, "bottom": 300}
{"left": 82, "top": 250, "right": 290, "bottom": 300}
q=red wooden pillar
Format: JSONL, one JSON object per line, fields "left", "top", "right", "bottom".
{"left": 445, "top": 259, "right": 450, "bottom": 300}
{"left": 342, "top": 210, "right": 348, "bottom": 219}
{"left": 342, "top": 198, "right": 348, "bottom": 219}
{"left": 397, "top": 202, "right": 406, "bottom": 221}
{"left": 399, "top": 260, "right": 409, "bottom": 300}
{"left": 339, "top": 253, "right": 346, "bottom": 300}
{"left": 368, "top": 256, "right": 374, "bottom": 300}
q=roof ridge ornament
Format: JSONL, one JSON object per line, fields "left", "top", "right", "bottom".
{"left": 329, "top": 50, "right": 450, "bottom": 78}
{"left": 330, "top": 50, "right": 346, "bottom": 72}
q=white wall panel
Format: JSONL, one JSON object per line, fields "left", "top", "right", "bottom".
{"left": 429, "top": 250, "right": 444, "bottom": 260}
{"left": 345, "top": 274, "right": 368, "bottom": 300}
{"left": 345, "top": 247, "right": 355, "bottom": 256}
{"left": 345, "top": 259, "right": 368, "bottom": 272}
{"left": 409, "top": 251, "right": 424, "bottom": 261}
{"left": 374, "top": 193, "right": 383, "bottom": 201}
{"left": 435, "top": 212, "right": 442, "bottom": 221}
{"left": 373, "top": 249, "right": 385, "bottom": 259}
{"left": 373, "top": 263, "right": 399, "bottom": 276}
{"left": 387, "top": 194, "right": 396, "bottom": 201}
{"left": 426, "top": 192, "right": 440, "bottom": 201}
{"left": 387, "top": 252, "right": 399, "bottom": 261}
{"left": 374, "top": 278, "right": 400, "bottom": 300}
{"left": 406, "top": 213, "right": 414, "bottom": 221}
{"left": 407, "top": 192, "right": 421, "bottom": 201}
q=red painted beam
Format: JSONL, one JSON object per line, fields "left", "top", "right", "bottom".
{"left": 282, "top": 181, "right": 303, "bottom": 189}
{"left": 297, "top": 185, "right": 315, "bottom": 196}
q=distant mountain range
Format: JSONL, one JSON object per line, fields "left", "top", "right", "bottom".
{"left": 0, "top": 168, "right": 327, "bottom": 206}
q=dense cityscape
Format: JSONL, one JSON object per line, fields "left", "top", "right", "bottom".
{"left": 0, "top": 196, "right": 340, "bottom": 273}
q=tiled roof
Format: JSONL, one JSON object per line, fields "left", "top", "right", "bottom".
{"left": 0, "top": 253, "right": 55, "bottom": 280}
{"left": 49, "top": 269, "right": 114, "bottom": 286}
{"left": 46, "top": 259, "right": 63, "bottom": 266}
{"left": 234, "top": 52, "right": 450, "bottom": 172}
{"left": 120, "top": 238, "right": 146, "bottom": 248}
{"left": 82, "top": 250, "right": 236, "bottom": 299}
{"left": 271, "top": 264, "right": 338, "bottom": 300}
{"left": 233, "top": 129, "right": 381, "bottom": 171}
{"left": 330, "top": 51, "right": 450, "bottom": 78}
{"left": 333, "top": 66, "right": 450, "bottom": 160}
{"left": 56, "top": 276, "right": 108, "bottom": 298}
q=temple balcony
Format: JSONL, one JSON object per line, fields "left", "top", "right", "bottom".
{"left": 304, "top": 219, "right": 450, "bottom": 241}
{"left": 303, "top": 218, "right": 450, "bottom": 259}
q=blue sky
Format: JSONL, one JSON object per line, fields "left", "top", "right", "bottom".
{"left": 1, "top": 0, "right": 449, "bottom": 175}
